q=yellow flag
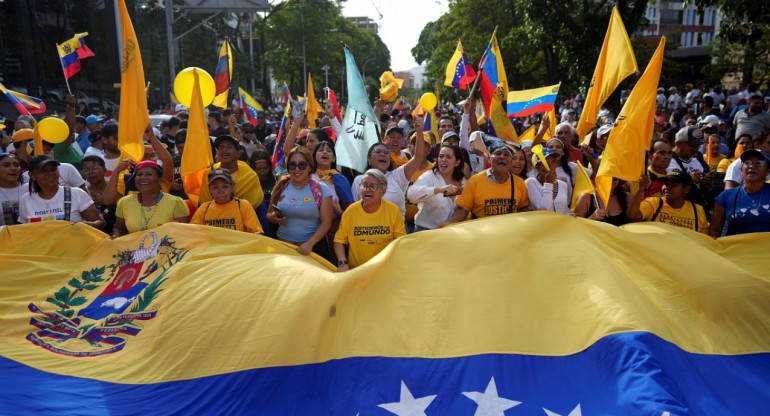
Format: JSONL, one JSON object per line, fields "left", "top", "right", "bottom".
{"left": 575, "top": 6, "right": 638, "bottom": 140}
{"left": 306, "top": 74, "right": 322, "bottom": 129}
{"left": 490, "top": 85, "right": 518, "bottom": 142}
{"left": 181, "top": 69, "right": 214, "bottom": 205}
{"left": 542, "top": 109, "right": 557, "bottom": 142}
{"left": 117, "top": 0, "right": 149, "bottom": 163}
{"left": 32, "top": 120, "right": 42, "bottom": 156}
{"left": 596, "top": 37, "right": 666, "bottom": 207}
{"left": 571, "top": 163, "right": 596, "bottom": 212}
{"left": 516, "top": 125, "right": 535, "bottom": 144}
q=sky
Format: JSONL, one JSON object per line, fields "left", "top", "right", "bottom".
{"left": 341, "top": 0, "right": 447, "bottom": 71}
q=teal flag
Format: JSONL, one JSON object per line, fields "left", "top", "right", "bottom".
{"left": 336, "top": 48, "right": 380, "bottom": 173}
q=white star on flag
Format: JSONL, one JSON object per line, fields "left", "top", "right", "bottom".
{"left": 378, "top": 381, "right": 437, "bottom": 416}
{"left": 544, "top": 404, "right": 581, "bottom": 416}
{"left": 462, "top": 377, "right": 521, "bottom": 416}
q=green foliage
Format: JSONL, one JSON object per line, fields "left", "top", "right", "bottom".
{"left": 265, "top": 0, "right": 390, "bottom": 101}
{"left": 413, "top": 0, "right": 649, "bottom": 101}
{"left": 690, "top": 0, "right": 770, "bottom": 85}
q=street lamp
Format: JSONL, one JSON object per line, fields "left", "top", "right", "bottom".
{"left": 361, "top": 57, "right": 376, "bottom": 79}
{"left": 321, "top": 65, "right": 330, "bottom": 89}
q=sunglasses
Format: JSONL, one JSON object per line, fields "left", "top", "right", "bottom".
{"left": 371, "top": 149, "right": 390, "bottom": 156}
{"left": 287, "top": 161, "right": 309, "bottom": 170}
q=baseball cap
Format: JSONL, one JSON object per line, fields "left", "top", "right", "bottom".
{"left": 85, "top": 115, "right": 103, "bottom": 125}
{"left": 663, "top": 171, "right": 693, "bottom": 186}
{"left": 699, "top": 114, "right": 720, "bottom": 127}
{"left": 208, "top": 168, "right": 233, "bottom": 184}
{"left": 739, "top": 149, "right": 770, "bottom": 164}
{"left": 214, "top": 135, "right": 240, "bottom": 149}
{"left": 441, "top": 131, "right": 460, "bottom": 143}
{"left": 597, "top": 124, "right": 613, "bottom": 137}
{"left": 28, "top": 154, "right": 60, "bottom": 171}
{"left": 12, "top": 128, "right": 34, "bottom": 142}
{"left": 175, "top": 104, "right": 187, "bottom": 112}
{"left": 674, "top": 126, "right": 703, "bottom": 146}
{"left": 532, "top": 147, "right": 556, "bottom": 166}
{"left": 385, "top": 125, "right": 404, "bottom": 137}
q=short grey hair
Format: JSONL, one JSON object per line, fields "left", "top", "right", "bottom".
{"left": 363, "top": 169, "right": 388, "bottom": 191}
{"left": 556, "top": 122, "right": 575, "bottom": 135}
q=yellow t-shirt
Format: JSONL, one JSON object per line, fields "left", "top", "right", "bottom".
{"left": 198, "top": 161, "right": 263, "bottom": 209}
{"left": 190, "top": 198, "right": 263, "bottom": 233}
{"left": 334, "top": 200, "right": 406, "bottom": 268}
{"left": 455, "top": 170, "right": 529, "bottom": 218}
{"left": 716, "top": 157, "right": 734, "bottom": 173}
{"left": 115, "top": 193, "right": 189, "bottom": 233}
{"left": 405, "top": 163, "right": 434, "bottom": 222}
{"left": 703, "top": 153, "right": 726, "bottom": 171}
{"left": 639, "top": 197, "right": 708, "bottom": 233}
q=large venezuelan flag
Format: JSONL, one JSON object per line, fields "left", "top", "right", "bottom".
{"left": 1, "top": 215, "right": 769, "bottom": 415}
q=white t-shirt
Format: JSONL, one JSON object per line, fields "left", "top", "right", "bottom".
{"left": 351, "top": 167, "right": 410, "bottom": 219}
{"left": 84, "top": 146, "right": 106, "bottom": 158}
{"left": 0, "top": 184, "right": 26, "bottom": 226}
{"left": 22, "top": 162, "right": 86, "bottom": 188}
{"left": 18, "top": 186, "right": 94, "bottom": 223}
{"left": 104, "top": 156, "right": 120, "bottom": 179}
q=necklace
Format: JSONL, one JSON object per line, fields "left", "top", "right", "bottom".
{"left": 87, "top": 182, "right": 107, "bottom": 201}
{"left": 742, "top": 187, "right": 764, "bottom": 207}
{"left": 139, "top": 192, "right": 163, "bottom": 231}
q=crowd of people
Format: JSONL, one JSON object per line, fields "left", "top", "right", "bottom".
{"left": 2, "top": 82, "right": 770, "bottom": 270}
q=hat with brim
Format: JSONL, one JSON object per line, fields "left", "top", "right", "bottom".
{"left": 385, "top": 126, "right": 404, "bottom": 138}
{"left": 208, "top": 168, "right": 234, "bottom": 184}
{"left": 12, "top": 129, "right": 34, "bottom": 142}
{"left": 125, "top": 160, "right": 164, "bottom": 192}
{"left": 597, "top": 124, "right": 613, "bottom": 137}
{"left": 739, "top": 149, "right": 770, "bottom": 164}
{"left": 441, "top": 131, "right": 460, "bottom": 143}
{"left": 674, "top": 126, "right": 703, "bottom": 146}
{"left": 214, "top": 135, "right": 240, "bottom": 149}
{"left": 28, "top": 154, "right": 60, "bottom": 171}
{"left": 663, "top": 171, "right": 693, "bottom": 186}
{"left": 85, "top": 115, "right": 103, "bottom": 125}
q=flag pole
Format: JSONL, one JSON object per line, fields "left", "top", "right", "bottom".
{"left": 55, "top": 43, "right": 73, "bottom": 95}
{"left": 467, "top": 26, "right": 498, "bottom": 99}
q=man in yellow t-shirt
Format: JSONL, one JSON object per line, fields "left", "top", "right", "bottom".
{"left": 198, "top": 136, "right": 263, "bottom": 209}
{"left": 442, "top": 145, "right": 529, "bottom": 225}
{"left": 334, "top": 171, "right": 406, "bottom": 269}
{"left": 629, "top": 171, "right": 709, "bottom": 233}
{"left": 191, "top": 168, "right": 263, "bottom": 233}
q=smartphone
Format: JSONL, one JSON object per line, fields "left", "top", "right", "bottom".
{"left": 272, "top": 204, "right": 284, "bottom": 218}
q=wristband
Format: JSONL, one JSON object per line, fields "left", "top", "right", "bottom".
{"left": 337, "top": 259, "right": 348, "bottom": 267}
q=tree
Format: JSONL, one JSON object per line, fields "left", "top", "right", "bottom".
{"left": 413, "top": 0, "right": 649, "bottom": 104}
{"left": 265, "top": 0, "right": 390, "bottom": 103}
{"left": 692, "top": 0, "right": 770, "bottom": 85}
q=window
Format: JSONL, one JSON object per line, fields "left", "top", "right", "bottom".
{"left": 707, "top": 10, "right": 714, "bottom": 26}
{"left": 706, "top": 32, "right": 712, "bottom": 43}
{"left": 687, "top": 9, "right": 694, "bottom": 25}
{"left": 685, "top": 32, "right": 693, "bottom": 46}
{"left": 649, "top": 7, "right": 656, "bottom": 19}
{"left": 660, "top": 9, "right": 683, "bottom": 25}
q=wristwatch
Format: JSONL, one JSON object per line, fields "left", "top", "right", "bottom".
{"left": 337, "top": 259, "right": 348, "bottom": 267}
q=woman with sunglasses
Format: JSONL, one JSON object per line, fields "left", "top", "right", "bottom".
{"left": 0, "top": 153, "right": 24, "bottom": 226}
{"left": 267, "top": 146, "right": 333, "bottom": 258}
{"left": 351, "top": 118, "right": 429, "bottom": 221}
{"left": 709, "top": 149, "right": 770, "bottom": 237}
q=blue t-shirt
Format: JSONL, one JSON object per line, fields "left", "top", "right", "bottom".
{"left": 715, "top": 185, "right": 770, "bottom": 236}
{"left": 276, "top": 181, "right": 331, "bottom": 243}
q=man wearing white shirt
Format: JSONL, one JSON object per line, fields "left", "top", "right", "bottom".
{"left": 83, "top": 130, "right": 106, "bottom": 158}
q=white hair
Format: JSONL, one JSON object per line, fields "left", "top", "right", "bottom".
{"left": 556, "top": 122, "right": 575, "bottom": 135}
{"left": 363, "top": 169, "right": 388, "bottom": 190}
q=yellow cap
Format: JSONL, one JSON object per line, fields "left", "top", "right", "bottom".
{"left": 12, "top": 128, "right": 34, "bottom": 142}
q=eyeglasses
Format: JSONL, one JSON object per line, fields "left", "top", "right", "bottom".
{"left": 371, "top": 149, "right": 390, "bottom": 156}
{"left": 360, "top": 183, "right": 381, "bottom": 190}
{"left": 286, "top": 161, "right": 309, "bottom": 170}
{"left": 744, "top": 159, "right": 768, "bottom": 167}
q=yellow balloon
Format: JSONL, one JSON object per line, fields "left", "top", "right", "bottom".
{"left": 419, "top": 93, "right": 437, "bottom": 110}
{"left": 37, "top": 117, "right": 69, "bottom": 144}
{"left": 173, "top": 67, "right": 216, "bottom": 107}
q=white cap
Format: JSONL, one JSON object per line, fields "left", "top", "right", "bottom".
{"left": 597, "top": 124, "right": 613, "bottom": 137}
{"left": 174, "top": 104, "right": 187, "bottom": 112}
{"left": 700, "top": 114, "right": 720, "bottom": 126}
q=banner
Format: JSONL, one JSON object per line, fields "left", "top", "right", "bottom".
{"left": 1, "top": 217, "right": 769, "bottom": 414}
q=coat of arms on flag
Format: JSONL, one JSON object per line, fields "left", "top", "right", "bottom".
{"left": 26, "top": 232, "right": 190, "bottom": 357}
